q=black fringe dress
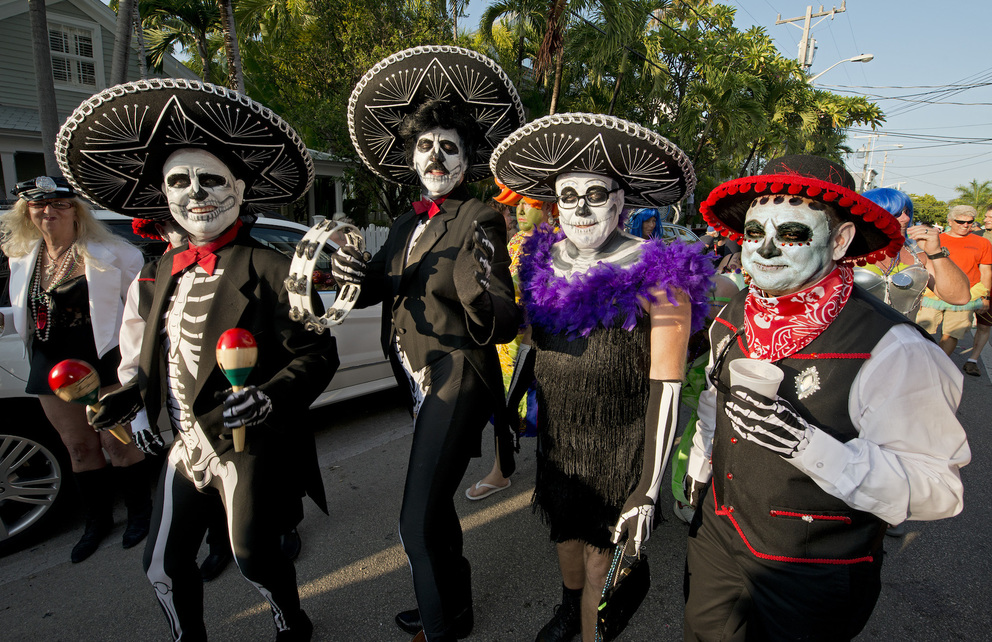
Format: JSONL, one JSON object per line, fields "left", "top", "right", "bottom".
{"left": 531, "top": 316, "right": 650, "bottom": 549}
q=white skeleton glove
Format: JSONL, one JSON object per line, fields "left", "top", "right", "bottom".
{"left": 134, "top": 429, "right": 168, "bottom": 456}
{"left": 612, "top": 380, "right": 681, "bottom": 557}
{"left": 454, "top": 222, "right": 494, "bottom": 304}
{"left": 221, "top": 386, "right": 273, "bottom": 430}
{"left": 725, "top": 385, "right": 812, "bottom": 459}
{"left": 331, "top": 245, "right": 367, "bottom": 286}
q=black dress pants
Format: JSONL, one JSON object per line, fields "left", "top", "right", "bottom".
{"left": 399, "top": 351, "right": 490, "bottom": 641}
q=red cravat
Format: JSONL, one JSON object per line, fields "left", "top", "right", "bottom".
{"left": 412, "top": 196, "right": 447, "bottom": 219}
{"left": 171, "top": 219, "right": 243, "bottom": 276}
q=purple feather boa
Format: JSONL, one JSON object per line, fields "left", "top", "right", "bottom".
{"left": 519, "top": 227, "right": 714, "bottom": 338}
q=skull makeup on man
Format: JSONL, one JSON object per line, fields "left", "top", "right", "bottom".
{"left": 492, "top": 113, "right": 712, "bottom": 641}
{"left": 339, "top": 47, "right": 525, "bottom": 642}
{"left": 58, "top": 78, "right": 333, "bottom": 641}
{"left": 684, "top": 155, "right": 970, "bottom": 641}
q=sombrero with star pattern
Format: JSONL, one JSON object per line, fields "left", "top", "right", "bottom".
{"left": 489, "top": 113, "right": 696, "bottom": 208}
{"left": 347, "top": 45, "right": 525, "bottom": 186}
{"left": 55, "top": 78, "right": 314, "bottom": 220}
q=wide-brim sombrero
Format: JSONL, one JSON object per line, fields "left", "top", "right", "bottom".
{"left": 56, "top": 79, "right": 314, "bottom": 220}
{"left": 348, "top": 45, "right": 525, "bottom": 185}
{"left": 489, "top": 113, "right": 696, "bottom": 208}
{"left": 700, "top": 155, "right": 902, "bottom": 264}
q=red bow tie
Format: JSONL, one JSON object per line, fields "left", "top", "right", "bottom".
{"left": 412, "top": 196, "right": 447, "bottom": 219}
{"left": 171, "top": 219, "right": 242, "bottom": 276}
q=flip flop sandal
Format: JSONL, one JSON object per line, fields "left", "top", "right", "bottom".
{"left": 465, "top": 478, "right": 511, "bottom": 501}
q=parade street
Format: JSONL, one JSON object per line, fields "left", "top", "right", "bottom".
{"left": 1, "top": 334, "right": 989, "bottom": 641}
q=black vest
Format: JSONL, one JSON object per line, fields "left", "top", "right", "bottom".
{"left": 707, "top": 285, "right": 920, "bottom": 562}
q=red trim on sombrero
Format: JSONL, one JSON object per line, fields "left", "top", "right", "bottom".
{"left": 699, "top": 173, "right": 902, "bottom": 264}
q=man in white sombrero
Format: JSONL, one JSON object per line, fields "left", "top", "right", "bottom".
{"left": 62, "top": 79, "right": 335, "bottom": 641}
{"left": 332, "top": 46, "right": 524, "bottom": 642}
{"left": 490, "top": 113, "right": 713, "bottom": 642}
{"left": 683, "top": 155, "right": 971, "bottom": 640}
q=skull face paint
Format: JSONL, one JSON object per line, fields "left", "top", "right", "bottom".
{"left": 412, "top": 127, "right": 467, "bottom": 198}
{"left": 163, "top": 149, "right": 245, "bottom": 244}
{"left": 741, "top": 196, "right": 838, "bottom": 296}
{"left": 554, "top": 172, "right": 623, "bottom": 250}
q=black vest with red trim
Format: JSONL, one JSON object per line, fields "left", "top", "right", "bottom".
{"left": 708, "top": 285, "right": 915, "bottom": 563}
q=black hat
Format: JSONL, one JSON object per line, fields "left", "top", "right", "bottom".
{"left": 55, "top": 78, "right": 314, "bottom": 220}
{"left": 348, "top": 46, "right": 525, "bottom": 185}
{"left": 12, "top": 176, "right": 77, "bottom": 201}
{"left": 700, "top": 155, "right": 902, "bottom": 264}
{"left": 489, "top": 113, "right": 695, "bottom": 208}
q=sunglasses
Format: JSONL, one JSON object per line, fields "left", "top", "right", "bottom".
{"left": 556, "top": 186, "right": 622, "bottom": 210}
{"left": 952, "top": 219, "right": 974, "bottom": 225}
{"left": 27, "top": 200, "right": 74, "bottom": 210}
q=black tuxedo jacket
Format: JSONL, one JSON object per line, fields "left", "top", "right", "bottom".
{"left": 356, "top": 185, "right": 522, "bottom": 471}
{"left": 134, "top": 227, "right": 336, "bottom": 512}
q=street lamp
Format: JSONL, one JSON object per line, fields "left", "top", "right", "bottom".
{"left": 808, "top": 54, "right": 874, "bottom": 83}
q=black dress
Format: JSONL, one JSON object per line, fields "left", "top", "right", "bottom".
{"left": 26, "top": 275, "right": 121, "bottom": 395}
{"left": 531, "top": 315, "right": 651, "bottom": 550}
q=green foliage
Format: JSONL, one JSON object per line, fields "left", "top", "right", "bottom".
{"left": 950, "top": 179, "right": 992, "bottom": 214}
{"left": 909, "top": 193, "right": 948, "bottom": 226}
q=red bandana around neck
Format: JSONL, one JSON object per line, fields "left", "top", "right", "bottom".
{"left": 412, "top": 196, "right": 447, "bottom": 219}
{"left": 171, "top": 219, "right": 243, "bottom": 276}
{"left": 743, "top": 266, "right": 854, "bottom": 362}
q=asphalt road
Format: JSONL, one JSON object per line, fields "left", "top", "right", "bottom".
{"left": 1, "top": 334, "right": 990, "bottom": 641}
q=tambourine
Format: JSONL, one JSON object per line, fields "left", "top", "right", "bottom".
{"left": 286, "top": 220, "right": 365, "bottom": 333}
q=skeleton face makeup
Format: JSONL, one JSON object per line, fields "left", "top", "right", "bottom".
{"left": 412, "top": 127, "right": 467, "bottom": 198}
{"left": 741, "top": 196, "right": 851, "bottom": 296}
{"left": 554, "top": 172, "right": 623, "bottom": 250}
{"left": 163, "top": 149, "right": 245, "bottom": 244}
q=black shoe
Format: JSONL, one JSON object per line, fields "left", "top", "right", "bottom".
{"left": 276, "top": 609, "right": 313, "bottom": 641}
{"left": 280, "top": 528, "right": 302, "bottom": 561}
{"left": 535, "top": 601, "right": 581, "bottom": 642}
{"left": 70, "top": 518, "right": 112, "bottom": 563}
{"left": 395, "top": 607, "right": 473, "bottom": 639}
{"left": 122, "top": 507, "right": 151, "bottom": 549}
{"left": 200, "top": 549, "right": 233, "bottom": 582}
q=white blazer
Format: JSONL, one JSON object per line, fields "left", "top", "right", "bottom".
{"left": 8, "top": 238, "right": 143, "bottom": 358}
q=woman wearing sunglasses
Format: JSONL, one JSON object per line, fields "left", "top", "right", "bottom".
{"left": 1, "top": 176, "right": 148, "bottom": 563}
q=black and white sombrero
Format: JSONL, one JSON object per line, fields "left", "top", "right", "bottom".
{"left": 348, "top": 45, "right": 525, "bottom": 185}
{"left": 489, "top": 113, "right": 696, "bottom": 208}
{"left": 56, "top": 78, "right": 314, "bottom": 220}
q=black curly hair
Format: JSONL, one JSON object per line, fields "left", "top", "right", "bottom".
{"left": 398, "top": 99, "right": 482, "bottom": 169}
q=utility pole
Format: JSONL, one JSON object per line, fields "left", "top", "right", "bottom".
{"left": 776, "top": 2, "right": 847, "bottom": 70}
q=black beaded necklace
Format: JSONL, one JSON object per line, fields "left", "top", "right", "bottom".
{"left": 29, "top": 241, "right": 79, "bottom": 341}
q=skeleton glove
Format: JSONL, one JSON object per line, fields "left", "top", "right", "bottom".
{"left": 86, "top": 385, "right": 143, "bottom": 430}
{"left": 725, "top": 385, "right": 812, "bottom": 459}
{"left": 220, "top": 386, "right": 273, "bottom": 430}
{"left": 134, "top": 429, "right": 168, "bottom": 456}
{"left": 612, "top": 380, "right": 682, "bottom": 557}
{"left": 331, "top": 245, "right": 367, "bottom": 286}
{"left": 454, "top": 222, "right": 494, "bottom": 308}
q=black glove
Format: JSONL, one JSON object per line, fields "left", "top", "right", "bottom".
{"left": 86, "top": 385, "right": 143, "bottom": 430}
{"left": 134, "top": 429, "right": 168, "bottom": 456}
{"left": 454, "top": 222, "right": 494, "bottom": 307}
{"left": 330, "top": 245, "right": 367, "bottom": 286}
{"left": 218, "top": 386, "right": 273, "bottom": 429}
{"left": 681, "top": 473, "right": 708, "bottom": 509}
{"left": 725, "top": 385, "right": 812, "bottom": 458}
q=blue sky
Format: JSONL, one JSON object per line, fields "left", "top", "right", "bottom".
{"left": 464, "top": 0, "right": 992, "bottom": 202}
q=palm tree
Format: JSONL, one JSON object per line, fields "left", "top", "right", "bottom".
{"left": 27, "top": 0, "right": 59, "bottom": 174}
{"left": 110, "top": 0, "right": 136, "bottom": 85}
{"left": 216, "top": 0, "right": 244, "bottom": 90}
{"left": 478, "top": 0, "right": 546, "bottom": 83}
{"left": 952, "top": 179, "right": 992, "bottom": 213}
{"left": 140, "top": 0, "right": 221, "bottom": 82}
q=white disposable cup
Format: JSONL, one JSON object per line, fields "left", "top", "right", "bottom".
{"left": 728, "top": 359, "right": 784, "bottom": 398}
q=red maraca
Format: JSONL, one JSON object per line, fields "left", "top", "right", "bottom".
{"left": 216, "top": 328, "right": 258, "bottom": 452}
{"left": 49, "top": 359, "right": 132, "bottom": 444}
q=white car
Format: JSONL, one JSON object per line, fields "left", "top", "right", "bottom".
{"left": 0, "top": 212, "right": 394, "bottom": 552}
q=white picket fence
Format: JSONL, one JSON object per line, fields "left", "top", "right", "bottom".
{"left": 359, "top": 224, "right": 389, "bottom": 257}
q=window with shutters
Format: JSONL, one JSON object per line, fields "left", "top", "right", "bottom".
{"left": 47, "top": 17, "right": 104, "bottom": 91}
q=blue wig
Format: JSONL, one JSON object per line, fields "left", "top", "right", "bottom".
{"left": 862, "top": 188, "right": 914, "bottom": 226}
{"left": 626, "top": 208, "right": 663, "bottom": 239}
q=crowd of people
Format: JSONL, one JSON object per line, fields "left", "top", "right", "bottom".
{"left": 0, "top": 45, "right": 976, "bottom": 642}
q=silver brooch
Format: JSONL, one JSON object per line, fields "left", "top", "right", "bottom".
{"left": 794, "top": 366, "right": 821, "bottom": 400}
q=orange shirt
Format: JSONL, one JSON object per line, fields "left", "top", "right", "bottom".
{"left": 940, "top": 233, "right": 992, "bottom": 286}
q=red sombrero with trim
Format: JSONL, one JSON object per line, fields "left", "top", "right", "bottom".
{"left": 700, "top": 155, "right": 903, "bottom": 265}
